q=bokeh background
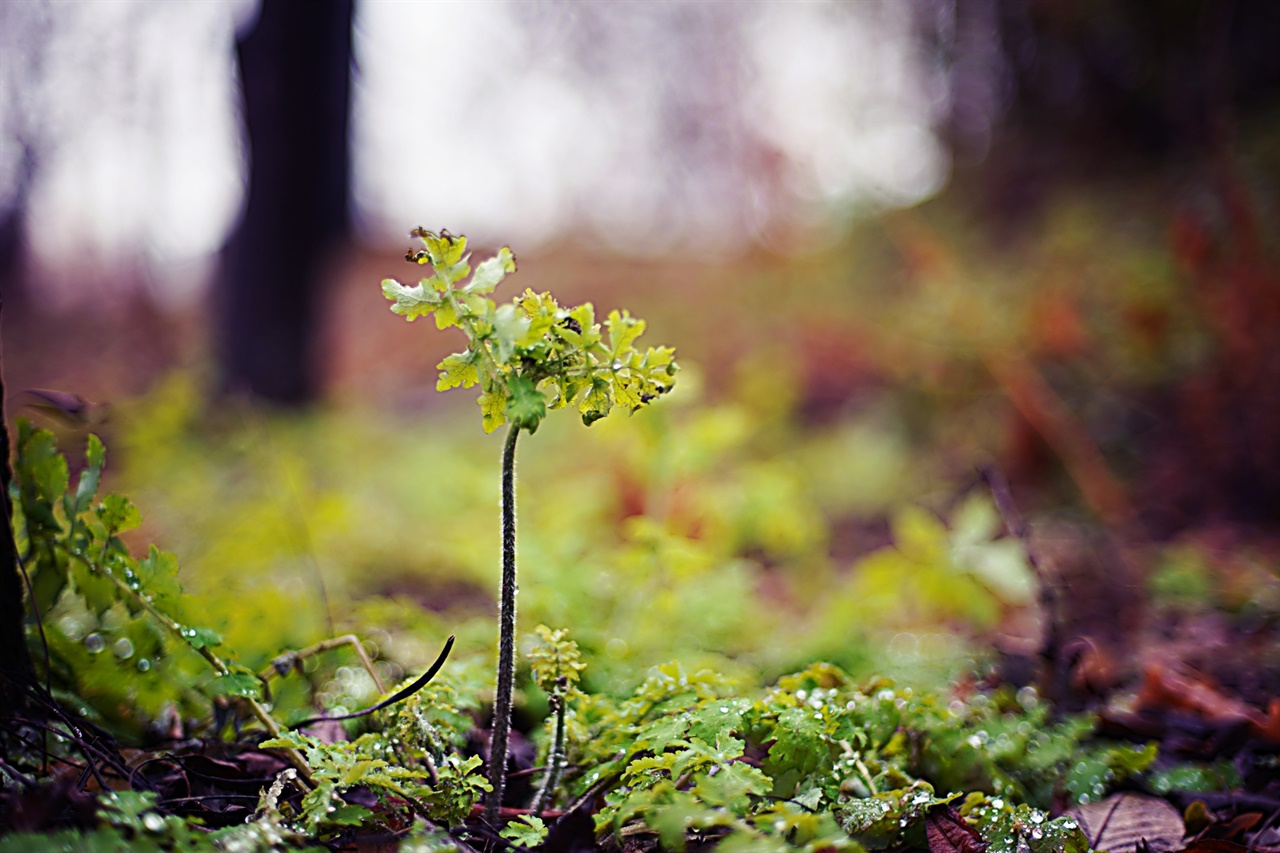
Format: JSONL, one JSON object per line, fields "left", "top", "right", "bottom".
{"left": 5, "top": 0, "right": 1280, "bottom": 719}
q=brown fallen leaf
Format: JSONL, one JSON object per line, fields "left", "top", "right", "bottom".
{"left": 1137, "top": 663, "right": 1280, "bottom": 743}
{"left": 927, "top": 805, "right": 989, "bottom": 853}
{"left": 1069, "top": 793, "right": 1185, "bottom": 853}
{"left": 1218, "top": 812, "right": 1261, "bottom": 841}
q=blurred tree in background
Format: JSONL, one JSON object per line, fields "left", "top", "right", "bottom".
{"left": 216, "top": 0, "right": 352, "bottom": 405}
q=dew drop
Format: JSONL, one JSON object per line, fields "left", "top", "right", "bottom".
{"left": 142, "top": 813, "right": 165, "bottom": 832}
{"left": 84, "top": 633, "right": 106, "bottom": 654}
{"left": 113, "top": 638, "right": 134, "bottom": 659}
{"left": 137, "top": 658, "right": 151, "bottom": 672}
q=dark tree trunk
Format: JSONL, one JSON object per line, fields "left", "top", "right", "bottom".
{"left": 0, "top": 303, "right": 37, "bottom": 712}
{"left": 217, "top": 0, "right": 352, "bottom": 405}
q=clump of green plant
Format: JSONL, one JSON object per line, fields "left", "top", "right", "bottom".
{"left": 527, "top": 624, "right": 587, "bottom": 815}
{"left": 381, "top": 227, "right": 678, "bottom": 819}
{"left": 549, "top": 660, "right": 1154, "bottom": 851}
{"left": 10, "top": 420, "right": 312, "bottom": 779}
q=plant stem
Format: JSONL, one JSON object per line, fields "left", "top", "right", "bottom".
{"left": 530, "top": 691, "right": 567, "bottom": 815}
{"left": 485, "top": 422, "right": 520, "bottom": 821}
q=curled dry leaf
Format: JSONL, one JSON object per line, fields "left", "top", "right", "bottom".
{"left": 1069, "top": 793, "right": 1185, "bottom": 853}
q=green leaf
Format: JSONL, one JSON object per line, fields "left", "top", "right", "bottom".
{"left": 433, "top": 298, "right": 462, "bottom": 330}
{"left": 185, "top": 627, "right": 223, "bottom": 650}
{"left": 135, "top": 546, "right": 183, "bottom": 604}
{"left": 692, "top": 762, "right": 772, "bottom": 812}
{"left": 97, "top": 494, "right": 142, "bottom": 535}
{"left": 437, "top": 350, "right": 481, "bottom": 391}
{"left": 19, "top": 425, "right": 69, "bottom": 505}
{"left": 507, "top": 375, "right": 547, "bottom": 433}
{"left": 382, "top": 278, "right": 442, "bottom": 321}
{"left": 892, "top": 505, "right": 947, "bottom": 563}
{"left": 766, "top": 707, "right": 829, "bottom": 780}
{"left": 491, "top": 303, "right": 531, "bottom": 363}
{"left": 614, "top": 374, "right": 644, "bottom": 410}
{"left": 339, "top": 758, "right": 388, "bottom": 787}
{"left": 607, "top": 309, "right": 645, "bottom": 355}
{"left": 70, "top": 435, "right": 105, "bottom": 515}
{"left": 478, "top": 389, "right": 506, "bottom": 434}
{"left": 207, "top": 672, "right": 261, "bottom": 699}
{"left": 422, "top": 230, "right": 467, "bottom": 268}
{"left": 326, "top": 804, "right": 374, "bottom": 827}
{"left": 528, "top": 624, "right": 588, "bottom": 691}
{"left": 517, "top": 292, "right": 558, "bottom": 347}
{"left": 580, "top": 376, "right": 612, "bottom": 425}
{"left": 499, "top": 815, "right": 547, "bottom": 848}
{"left": 461, "top": 246, "right": 516, "bottom": 294}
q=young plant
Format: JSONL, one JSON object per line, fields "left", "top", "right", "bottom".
{"left": 527, "top": 625, "right": 587, "bottom": 814}
{"left": 381, "top": 228, "right": 677, "bottom": 820}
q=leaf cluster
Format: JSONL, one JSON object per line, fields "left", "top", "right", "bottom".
{"left": 10, "top": 421, "right": 258, "bottom": 732}
{"left": 528, "top": 624, "right": 588, "bottom": 695}
{"left": 259, "top": 730, "right": 490, "bottom": 833}
{"left": 544, "top": 661, "right": 1154, "bottom": 851}
{"left": 382, "top": 228, "right": 677, "bottom": 432}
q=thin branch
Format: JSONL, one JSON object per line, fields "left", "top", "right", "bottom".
{"left": 260, "top": 633, "right": 387, "bottom": 695}
{"left": 291, "top": 635, "right": 453, "bottom": 727}
{"left": 980, "top": 465, "right": 1060, "bottom": 669}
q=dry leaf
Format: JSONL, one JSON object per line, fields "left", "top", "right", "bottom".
{"left": 1069, "top": 793, "right": 1185, "bottom": 853}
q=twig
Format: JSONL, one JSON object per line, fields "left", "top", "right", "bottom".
{"left": 290, "top": 635, "right": 454, "bottom": 727}
{"left": 0, "top": 755, "right": 36, "bottom": 787}
{"left": 1245, "top": 807, "right": 1279, "bottom": 853}
{"left": 980, "top": 465, "right": 1061, "bottom": 672}
{"left": 260, "top": 633, "right": 387, "bottom": 696}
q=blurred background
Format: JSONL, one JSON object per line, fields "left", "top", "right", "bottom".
{"left": 4, "top": 0, "right": 1280, "bottom": 720}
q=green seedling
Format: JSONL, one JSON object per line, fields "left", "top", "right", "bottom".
{"left": 381, "top": 228, "right": 678, "bottom": 820}
{"left": 528, "top": 624, "right": 587, "bottom": 814}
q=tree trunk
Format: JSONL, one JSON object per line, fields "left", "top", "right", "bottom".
{"left": 217, "top": 0, "right": 352, "bottom": 405}
{"left": 0, "top": 302, "right": 37, "bottom": 712}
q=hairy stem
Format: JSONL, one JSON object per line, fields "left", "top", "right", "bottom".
{"left": 530, "top": 690, "right": 567, "bottom": 815}
{"left": 485, "top": 422, "right": 520, "bottom": 821}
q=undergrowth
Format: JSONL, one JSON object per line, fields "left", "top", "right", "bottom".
{"left": 5, "top": 378, "right": 1237, "bottom": 852}
{"left": 3, "top": 220, "right": 1263, "bottom": 850}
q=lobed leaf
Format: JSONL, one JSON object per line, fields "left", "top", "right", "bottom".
{"left": 382, "top": 278, "right": 442, "bottom": 322}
